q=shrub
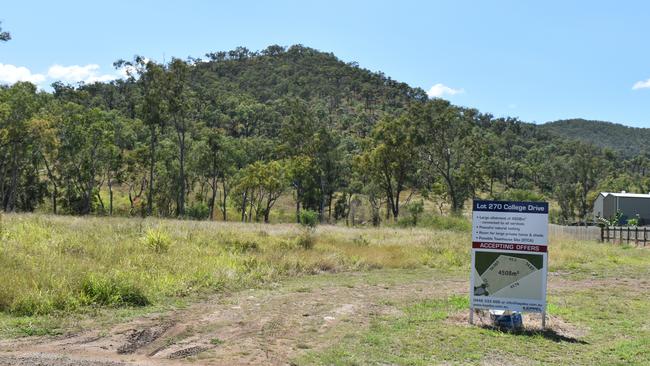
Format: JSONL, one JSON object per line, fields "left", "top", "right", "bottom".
{"left": 81, "top": 274, "right": 149, "bottom": 307}
{"left": 627, "top": 215, "right": 640, "bottom": 227}
{"left": 295, "top": 230, "right": 315, "bottom": 249}
{"left": 407, "top": 200, "right": 424, "bottom": 226}
{"left": 142, "top": 229, "right": 172, "bottom": 253}
{"left": 299, "top": 210, "right": 319, "bottom": 228}
{"left": 186, "top": 202, "right": 210, "bottom": 220}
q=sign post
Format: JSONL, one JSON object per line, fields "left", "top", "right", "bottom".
{"left": 469, "top": 200, "right": 549, "bottom": 327}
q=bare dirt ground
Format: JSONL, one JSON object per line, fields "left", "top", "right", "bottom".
{"left": 0, "top": 270, "right": 613, "bottom": 366}
{"left": 0, "top": 270, "right": 466, "bottom": 366}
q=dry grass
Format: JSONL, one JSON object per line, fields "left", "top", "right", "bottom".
{"left": 0, "top": 214, "right": 467, "bottom": 319}
{"left": 0, "top": 213, "right": 648, "bottom": 322}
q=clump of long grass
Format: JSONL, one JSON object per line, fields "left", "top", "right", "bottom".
{"left": 141, "top": 228, "right": 171, "bottom": 253}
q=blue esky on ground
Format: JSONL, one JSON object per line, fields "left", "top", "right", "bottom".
{"left": 1, "top": 0, "right": 649, "bottom": 127}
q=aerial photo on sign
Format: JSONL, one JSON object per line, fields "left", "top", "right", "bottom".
{"left": 470, "top": 200, "right": 549, "bottom": 313}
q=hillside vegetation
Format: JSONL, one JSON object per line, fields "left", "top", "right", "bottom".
{"left": 1, "top": 45, "right": 650, "bottom": 226}
{"left": 541, "top": 118, "right": 650, "bottom": 157}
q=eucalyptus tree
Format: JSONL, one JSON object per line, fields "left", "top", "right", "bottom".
{"left": 167, "top": 58, "right": 194, "bottom": 217}
{"left": 0, "top": 82, "right": 42, "bottom": 212}
{"left": 114, "top": 57, "right": 167, "bottom": 216}
{"left": 360, "top": 114, "right": 418, "bottom": 220}
{"left": 232, "top": 160, "right": 288, "bottom": 223}
{"left": 411, "top": 100, "right": 486, "bottom": 213}
{"left": 56, "top": 103, "right": 115, "bottom": 214}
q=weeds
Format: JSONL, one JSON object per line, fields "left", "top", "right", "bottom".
{"left": 141, "top": 228, "right": 171, "bottom": 253}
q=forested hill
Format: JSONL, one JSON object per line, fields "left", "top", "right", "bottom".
{"left": 2, "top": 44, "right": 650, "bottom": 225}
{"left": 74, "top": 45, "right": 428, "bottom": 138}
{"left": 540, "top": 118, "right": 650, "bottom": 157}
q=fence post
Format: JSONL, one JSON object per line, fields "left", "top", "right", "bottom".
{"left": 600, "top": 226, "right": 604, "bottom": 242}
{"left": 620, "top": 227, "right": 623, "bottom": 244}
{"left": 627, "top": 227, "right": 630, "bottom": 244}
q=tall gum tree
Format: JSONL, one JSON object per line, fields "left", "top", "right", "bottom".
{"left": 411, "top": 99, "right": 486, "bottom": 214}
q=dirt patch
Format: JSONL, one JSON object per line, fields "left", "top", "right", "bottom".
{"left": 446, "top": 310, "right": 588, "bottom": 343}
{"left": 167, "top": 346, "right": 210, "bottom": 359}
{"left": 117, "top": 322, "right": 175, "bottom": 354}
{"left": 0, "top": 354, "right": 131, "bottom": 366}
{"left": 0, "top": 270, "right": 462, "bottom": 365}
{"left": 0, "top": 269, "right": 606, "bottom": 365}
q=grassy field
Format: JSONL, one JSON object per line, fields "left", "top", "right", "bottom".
{"left": 0, "top": 213, "right": 468, "bottom": 335}
{"left": 0, "top": 213, "right": 649, "bottom": 365}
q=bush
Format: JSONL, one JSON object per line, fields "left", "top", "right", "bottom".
{"left": 186, "top": 202, "right": 210, "bottom": 220}
{"left": 80, "top": 274, "right": 149, "bottom": 307}
{"left": 142, "top": 229, "right": 172, "bottom": 253}
{"left": 627, "top": 215, "right": 640, "bottom": 227}
{"left": 299, "top": 210, "right": 319, "bottom": 228}
{"left": 407, "top": 200, "right": 424, "bottom": 226}
{"left": 295, "top": 231, "right": 315, "bottom": 249}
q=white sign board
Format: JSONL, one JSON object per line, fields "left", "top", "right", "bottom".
{"left": 470, "top": 200, "right": 548, "bottom": 313}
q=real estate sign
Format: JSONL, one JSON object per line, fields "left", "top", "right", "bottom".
{"left": 470, "top": 200, "right": 549, "bottom": 313}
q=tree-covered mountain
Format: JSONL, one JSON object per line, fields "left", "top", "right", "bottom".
{"left": 2, "top": 44, "right": 649, "bottom": 225}
{"left": 541, "top": 118, "right": 650, "bottom": 157}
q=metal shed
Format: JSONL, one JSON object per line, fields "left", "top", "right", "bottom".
{"left": 593, "top": 191, "right": 650, "bottom": 225}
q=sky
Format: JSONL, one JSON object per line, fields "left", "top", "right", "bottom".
{"left": 1, "top": 0, "right": 650, "bottom": 127}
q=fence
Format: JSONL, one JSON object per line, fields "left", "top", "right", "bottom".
{"left": 548, "top": 224, "right": 601, "bottom": 242}
{"left": 601, "top": 226, "right": 650, "bottom": 246}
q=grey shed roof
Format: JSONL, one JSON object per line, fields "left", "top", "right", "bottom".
{"left": 600, "top": 192, "right": 650, "bottom": 199}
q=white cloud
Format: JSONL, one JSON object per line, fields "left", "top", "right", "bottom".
{"left": 427, "top": 83, "right": 464, "bottom": 98}
{"left": 0, "top": 63, "right": 46, "bottom": 84}
{"left": 47, "top": 64, "right": 118, "bottom": 84}
{"left": 633, "top": 78, "right": 650, "bottom": 90}
{"left": 0, "top": 62, "right": 128, "bottom": 87}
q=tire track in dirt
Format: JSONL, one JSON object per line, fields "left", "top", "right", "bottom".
{"left": 0, "top": 270, "right": 461, "bottom": 365}
{"left": 0, "top": 270, "right": 614, "bottom": 365}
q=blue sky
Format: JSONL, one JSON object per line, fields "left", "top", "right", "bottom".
{"left": 1, "top": 0, "right": 650, "bottom": 127}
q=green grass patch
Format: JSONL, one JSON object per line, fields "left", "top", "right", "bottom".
{"left": 299, "top": 281, "right": 650, "bottom": 365}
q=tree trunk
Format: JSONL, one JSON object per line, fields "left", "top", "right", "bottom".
{"left": 108, "top": 178, "right": 113, "bottom": 216}
{"left": 177, "top": 131, "right": 186, "bottom": 217}
{"left": 248, "top": 191, "right": 254, "bottom": 222}
{"left": 392, "top": 188, "right": 400, "bottom": 220}
{"left": 209, "top": 176, "right": 217, "bottom": 220}
{"left": 147, "top": 128, "right": 156, "bottom": 216}
{"left": 241, "top": 191, "right": 247, "bottom": 222}
{"left": 221, "top": 180, "right": 228, "bottom": 221}
{"left": 319, "top": 175, "right": 326, "bottom": 222}
{"left": 295, "top": 187, "right": 301, "bottom": 223}
{"left": 328, "top": 192, "right": 333, "bottom": 222}
{"left": 52, "top": 185, "right": 58, "bottom": 214}
{"left": 264, "top": 204, "right": 270, "bottom": 223}
{"left": 7, "top": 142, "right": 19, "bottom": 212}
